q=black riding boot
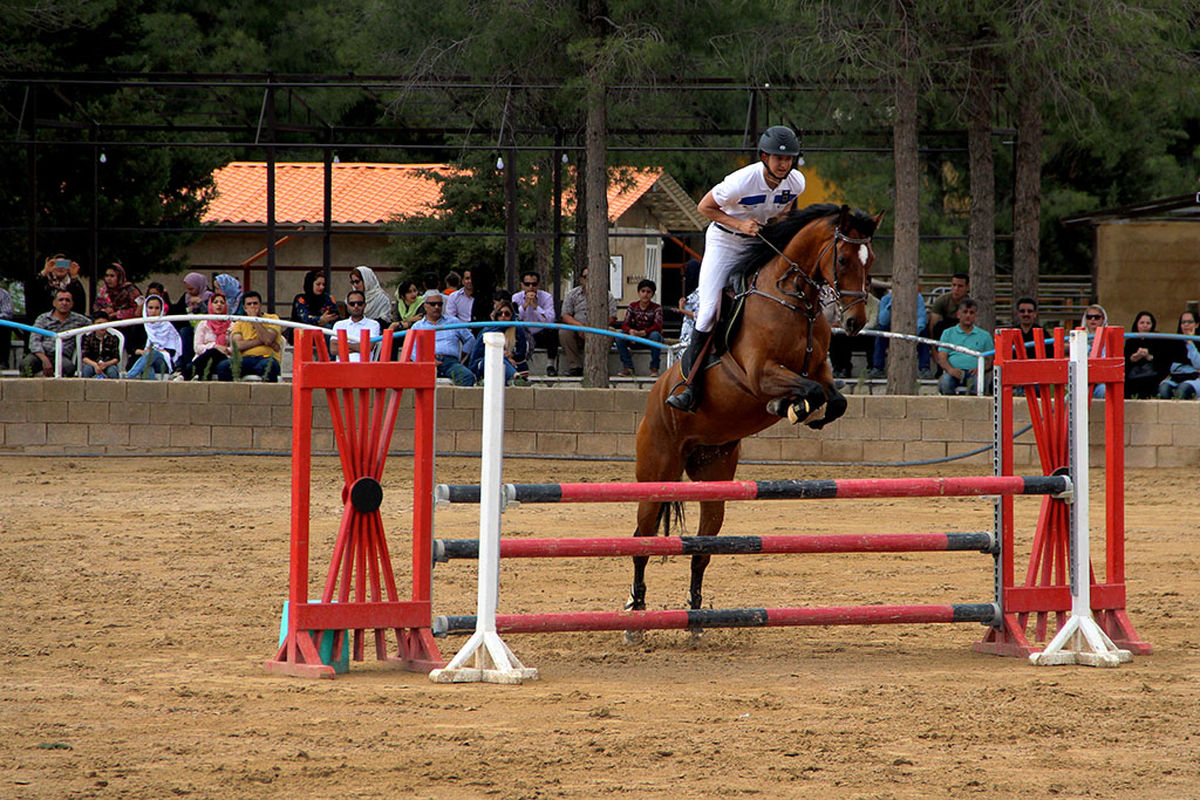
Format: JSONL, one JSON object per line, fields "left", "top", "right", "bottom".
{"left": 665, "top": 330, "right": 713, "bottom": 413}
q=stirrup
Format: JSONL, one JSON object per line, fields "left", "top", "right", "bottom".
{"left": 665, "top": 384, "right": 698, "bottom": 412}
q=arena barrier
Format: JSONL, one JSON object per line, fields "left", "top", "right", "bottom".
{"left": 429, "top": 328, "right": 1146, "bottom": 683}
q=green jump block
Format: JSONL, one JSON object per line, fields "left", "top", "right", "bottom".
{"left": 278, "top": 600, "right": 350, "bottom": 674}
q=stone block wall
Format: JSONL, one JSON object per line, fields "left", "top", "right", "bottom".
{"left": 1, "top": 379, "right": 1196, "bottom": 468}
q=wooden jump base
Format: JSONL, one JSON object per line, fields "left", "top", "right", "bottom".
{"left": 433, "top": 531, "right": 996, "bottom": 562}
{"left": 434, "top": 603, "right": 1001, "bottom": 636}
{"left": 435, "top": 475, "right": 1070, "bottom": 505}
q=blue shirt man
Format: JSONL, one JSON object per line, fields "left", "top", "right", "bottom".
{"left": 936, "top": 297, "right": 993, "bottom": 395}
{"left": 411, "top": 290, "right": 476, "bottom": 386}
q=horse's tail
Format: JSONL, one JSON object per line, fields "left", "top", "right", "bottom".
{"left": 656, "top": 501, "right": 685, "bottom": 537}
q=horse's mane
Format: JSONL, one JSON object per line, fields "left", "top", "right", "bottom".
{"left": 729, "top": 203, "right": 879, "bottom": 278}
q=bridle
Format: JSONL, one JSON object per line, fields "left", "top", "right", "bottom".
{"left": 735, "top": 223, "right": 873, "bottom": 376}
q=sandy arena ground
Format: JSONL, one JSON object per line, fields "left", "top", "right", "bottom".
{"left": 1, "top": 454, "right": 1198, "bottom": 799}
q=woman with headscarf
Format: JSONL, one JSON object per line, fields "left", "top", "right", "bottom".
{"left": 291, "top": 268, "right": 340, "bottom": 329}
{"left": 126, "top": 294, "right": 182, "bottom": 380}
{"left": 190, "top": 292, "right": 234, "bottom": 381}
{"left": 1123, "top": 310, "right": 1167, "bottom": 399}
{"left": 214, "top": 273, "right": 244, "bottom": 317}
{"left": 349, "top": 265, "right": 394, "bottom": 326}
{"left": 94, "top": 261, "right": 144, "bottom": 353}
{"left": 168, "top": 272, "right": 213, "bottom": 367}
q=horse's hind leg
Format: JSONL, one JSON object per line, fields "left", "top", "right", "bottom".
{"left": 684, "top": 442, "right": 741, "bottom": 634}
{"left": 627, "top": 500, "right": 663, "bottom": 613}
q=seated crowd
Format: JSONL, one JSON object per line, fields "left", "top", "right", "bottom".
{"left": 13, "top": 259, "right": 1198, "bottom": 401}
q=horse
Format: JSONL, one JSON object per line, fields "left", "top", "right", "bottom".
{"left": 626, "top": 202, "right": 883, "bottom": 638}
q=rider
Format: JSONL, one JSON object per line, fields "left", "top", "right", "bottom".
{"left": 666, "top": 125, "right": 806, "bottom": 412}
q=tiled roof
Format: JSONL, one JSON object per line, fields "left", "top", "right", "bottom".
{"left": 202, "top": 161, "right": 699, "bottom": 228}
{"left": 203, "top": 162, "right": 455, "bottom": 225}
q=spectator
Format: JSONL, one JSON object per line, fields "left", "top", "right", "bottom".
{"left": 32, "top": 254, "right": 87, "bottom": 320}
{"left": 558, "top": 267, "right": 617, "bottom": 377}
{"left": 443, "top": 270, "right": 461, "bottom": 295}
{"left": 126, "top": 295, "right": 182, "bottom": 380}
{"left": 22, "top": 289, "right": 90, "bottom": 377}
{"left": 290, "top": 269, "right": 339, "bottom": 330}
{"left": 0, "top": 281, "right": 13, "bottom": 368}
{"left": 349, "top": 266, "right": 394, "bottom": 327}
{"left": 1079, "top": 304, "right": 1111, "bottom": 398}
{"left": 1080, "top": 304, "right": 1107, "bottom": 334}
{"left": 169, "top": 272, "right": 213, "bottom": 368}
{"left": 217, "top": 291, "right": 282, "bottom": 382}
{"left": 512, "top": 270, "right": 559, "bottom": 376}
{"left": 93, "top": 261, "right": 143, "bottom": 352}
{"left": 677, "top": 258, "right": 701, "bottom": 346}
{"left": 1123, "top": 311, "right": 1168, "bottom": 399}
{"left": 469, "top": 299, "right": 530, "bottom": 385}
{"left": 79, "top": 310, "right": 122, "bottom": 379}
{"left": 191, "top": 293, "right": 233, "bottom": 381}
{"left": 392, "top": 280, "right": 425, "bottom": 330}
{"left": 422, "top": 271, "right": 442, "bottom": 295}
{"left": 935, "top": 297, "right": 992, "bottom": 395}
{"left": 1013, "top": 296, "right": 1053, "bottom": 357}
{"left": 214, "top": 273, "right": 244, "bottom": 316}
{"left": 829, "top": 290, "right": 880, "bottom": 379}
{"left": 466, "top": 264, "right": 497, "bottom": 324}
{"left": 929, "top": 272, "right": 969, "bottom": 338}
{"left": 445, "top": 266, "right": 480, "bottom": 323}
{"left": 1157, "top": 310, "right": 1200, "bottom": 399}
{"left": 331, "top": 290, "right": 381, "bottom": 362}
{"left": 616, "top": 278, "right": 664, "bottom": 377}
{"left": 410, "top": 289, "right": 476, "bottom": 386}
{"left": 867, "top": 288, "right": 931, "bottom": 379}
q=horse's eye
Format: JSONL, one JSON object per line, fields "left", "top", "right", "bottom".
{"left": 838, "top": 255, "right": 848, "bottom": 266}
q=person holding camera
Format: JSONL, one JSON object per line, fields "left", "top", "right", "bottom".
{"left": 31, "top": 254, "right": 87, "bottom": 320}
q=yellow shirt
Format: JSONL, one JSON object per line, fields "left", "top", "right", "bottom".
{"left": 232, "top": 313, "right": 283, "bottom": 360}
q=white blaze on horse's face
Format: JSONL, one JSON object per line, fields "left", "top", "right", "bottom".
{"left": 859, "top": 244, "right": 869, "bottom": 266}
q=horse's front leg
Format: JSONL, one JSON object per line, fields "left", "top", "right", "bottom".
{"left": 759, "top": 362, "right": 832, "bottom": 425}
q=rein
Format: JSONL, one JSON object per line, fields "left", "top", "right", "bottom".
{"left": 735, "top": 224, "right": 872, "bottom": 377}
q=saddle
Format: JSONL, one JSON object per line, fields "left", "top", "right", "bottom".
{"left": 678, "top": 276, "right": 752, "bottom": 378}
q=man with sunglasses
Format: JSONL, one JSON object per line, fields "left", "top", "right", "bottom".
{"left": 1013, "top": 296, "right": 1053, "bottom": 358}
{"left": 512, "top": 271, "right": 559, "bottom": 376}
{"left": 331, "top": 290, "right": 380, "bottom": 363}
{"left": 410, "top": 289, "right": 476, "bottom": 385}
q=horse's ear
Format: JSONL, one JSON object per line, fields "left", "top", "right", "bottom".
{"left": 838, "top": 204, "right": 851, "bottom": 230}
{"left": 872, "top": 211, "right": 886, "bottom": 227}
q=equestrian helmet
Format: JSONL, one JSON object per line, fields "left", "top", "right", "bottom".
{"left": 758, "top": 125, "right": 802, "bottom": 157}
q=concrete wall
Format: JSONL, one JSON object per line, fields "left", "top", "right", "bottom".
{"left": 2, "top": 379, "right": 1196, "bottom": 468}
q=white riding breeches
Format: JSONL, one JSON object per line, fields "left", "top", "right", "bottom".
{"left": 695, "top": 223, "right": 757, "bottom": 334}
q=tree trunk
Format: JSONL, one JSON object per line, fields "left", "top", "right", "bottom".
{"left": 888, "top": 1, "right": 919, "bottom": 396}
{"left": 584, "top": 82, "right": 611, "bottom": 388}
{"left": 967, "top": 45, "right": 996, "bottom": 332}
{"left": 1012, "top": 82, "right": 1042, "bottom": 306}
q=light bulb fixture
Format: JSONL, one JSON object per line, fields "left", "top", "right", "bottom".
{"left": 98, "top": 153, "right": 107, "bottom": 164}
{"left": 332, "top": 154, "right": 340, "bottom": 164}
{"left": 561, "top": 153, "right": 569, "bottom": 164}
{"left": 496, "top": 156, "right": 505, "bottom": 171}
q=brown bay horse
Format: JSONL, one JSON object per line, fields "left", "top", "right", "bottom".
{"left": 627, "top": 203, "right": 883, "bottom": 636}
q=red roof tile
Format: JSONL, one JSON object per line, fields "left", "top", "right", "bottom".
{"left": 202, "top": 162, "right": 672, "bottom": 226}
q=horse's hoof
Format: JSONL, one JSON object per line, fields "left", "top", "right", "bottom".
{"left": 624, "top": 630, "right": 644, "bottom": 645}
{"left": 688, "top": 628, "right": 705, "bottom": 645}
{"left": 786, "top": 401, "right": 810, "bottom": 425}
